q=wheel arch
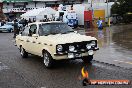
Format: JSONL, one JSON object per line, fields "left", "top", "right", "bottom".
{"left": 19, "top": 45, "right": 22, "bottom": 51}
{"left": 19, "top": 43, "right": 23, "bottom": 48}
{"left": 42, "top": 48, "right": 53, "bottom": 59}
{"left": 19, "top": 43, "right": 24, "bottom": 50}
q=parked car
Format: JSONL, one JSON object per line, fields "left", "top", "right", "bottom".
{"left": 8, "top": 22, "right": 23, "bottom": 30}
{"left": 0, "top": 22, "right": 23, "bottom": 33}
{"left": 0, "top": 22, "right": 14, "bottom": 32}
{"left": 16, "top": 21, "right": 99, "bottom": 68}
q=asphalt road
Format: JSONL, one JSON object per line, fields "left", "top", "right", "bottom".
{"left": 78, "top": 24, "right": 132, "bottom": 68}
{"left": 0, "top": 25, "right": 132, "bottom": 88}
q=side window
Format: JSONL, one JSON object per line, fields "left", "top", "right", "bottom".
{"left": 21, "top": 26, "right": 29, "bottom": 36}
{"left": 28, "top": 24, "right": 37, "bottom": 36}
{"left": 39, "top": 24, "right": 50, "bottom": 36}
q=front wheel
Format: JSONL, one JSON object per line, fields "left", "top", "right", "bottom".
{"left": 43, "top": 51, "right": 54, "bottom": 68}
{"left": 20, "top": 46, "right": 28, "bottom": 58}
{"left": 82, "top": 55, "right": 93, "bottom": 63}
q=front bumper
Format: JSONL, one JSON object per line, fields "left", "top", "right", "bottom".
{"left": 54, "top": 47, "right": 99, "bottom": 56}
{"left": 0, "top": 28, "right": 8, "bottom": 31}
{"left": 53, "top": 47, "right": 99, "bottom": 60}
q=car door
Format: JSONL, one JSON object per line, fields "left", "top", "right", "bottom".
{"left": 33, "top": 24, "right": 52, "bottom": 56}
{"left": 31, "top": 24, "right": 47, "bottom": 56}
{"left": 27, "top": 24, "right": 38, "bottom": 55}
{"left": 20, "top": 26, "right": 31, "bottom": 53}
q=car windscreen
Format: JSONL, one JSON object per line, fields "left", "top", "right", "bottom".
{"left": 39, "top": 23, "right": 74, "bottom": 36}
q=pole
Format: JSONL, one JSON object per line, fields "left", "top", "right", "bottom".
{"left": 91, "top": 0, "right": 92, "bottom": 8}
{"left": 91, "top": 0, "right": 93, "bottom": 28}
{"left": 107, "top": 0, "right": 109, "bottom": 25}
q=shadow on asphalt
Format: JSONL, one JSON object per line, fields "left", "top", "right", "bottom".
{"left": 26, "top": 54, "right": 94, "bottom": 69}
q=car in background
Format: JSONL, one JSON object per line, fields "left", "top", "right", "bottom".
{"left": 8, "top": 22, "right": 23, "bottom": 30}
{"left": 0, "top": 22, "right": 14, "bottom": 32}
{"left": 0, "top": 22, "right": 23, "bottom": 33}
{"left": 16, "top": 21, "right": 99, "bottom": 68}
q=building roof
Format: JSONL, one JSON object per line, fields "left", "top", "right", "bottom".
{"left": 21, "top": 7, "right": 56, "bottom": 18}
{"left": 28, "top": 21, "right": 63, "bottom": 25}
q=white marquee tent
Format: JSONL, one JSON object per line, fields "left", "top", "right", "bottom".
{"left": 21, "top": 7, "right": 57, "bottom": 21}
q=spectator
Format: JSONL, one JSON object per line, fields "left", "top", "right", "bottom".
{"left": 13, "top": 19, "right": 19, "bottom": 38}
{"left": 97, "top": 17, "right": 103, "bottom": 30}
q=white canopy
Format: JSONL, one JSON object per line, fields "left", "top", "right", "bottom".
{"left": 21, "top": 7, "right": 57, "bottom": 20}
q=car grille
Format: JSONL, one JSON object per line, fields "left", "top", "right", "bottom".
{"left": 59, "top": 40, "right": 97, "bottom": 53}
{"left": 0, "top": 28, "right": 6, "bottom": 30}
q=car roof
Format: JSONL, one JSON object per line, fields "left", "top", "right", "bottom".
{"left": 28, "top": 21, "right": 64, "bottom": 25}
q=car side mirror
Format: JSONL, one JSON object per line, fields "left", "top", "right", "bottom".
{"left": 32, "top": 34, "right": 39, "bottom": 38}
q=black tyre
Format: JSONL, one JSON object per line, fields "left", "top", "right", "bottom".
{"left": 82, "top": 55, "right": 93, "bottom": 63}
{"left": 43, "top": 51, "right": 54, "bottom": 68}
{"left": 20, "top": 46, "right": 28, "bottom": 58}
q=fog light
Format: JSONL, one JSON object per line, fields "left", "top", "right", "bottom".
{"left": 86, "top": 44, "right": 91, "bottom": 49}
{"left": 91, "top": 41, "right": 96, "bottom": 46}
{"left": 57, "top": 45, "right": 63, "bottom": 52}
{"left": 88, "top": 50, "right": 94, "bottom": 55}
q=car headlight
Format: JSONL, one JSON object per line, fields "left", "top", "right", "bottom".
{"left": 86, "top": 44, "right": 91, "bottom": 49}
{"left": 57, "top": 45, "right": 63, "bottom": 52}
{"left": 91, "top": 41, "right": 96, "bottom": 46}
{"left": 69, "top": 45, "right": 75, "bottom": 52}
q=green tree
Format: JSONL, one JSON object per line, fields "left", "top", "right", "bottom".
{"left": 111, "top": 0, "right": 132, "bottom": 23}
{"left": 111, "top": 0, "right": 132, "bottom": 16}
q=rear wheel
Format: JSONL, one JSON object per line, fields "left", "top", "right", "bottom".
{"left": 43, "top": 51, "right": 54, "bottom": 68}
{"left": 20, "top": 46, "right": 28, "bottom": 58}
{"left": 82, "top": 55, "right": 93, "bottom": 63}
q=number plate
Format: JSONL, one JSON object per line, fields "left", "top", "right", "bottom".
{"left": 75, "top": 53, "right": 82, "bottom": 58}
{"left": 68, "top": 53, "right": 82, "bottom": 59}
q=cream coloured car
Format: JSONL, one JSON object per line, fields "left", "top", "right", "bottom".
{"left": 16, "top": 21, "right": 99, "bottom": 68}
